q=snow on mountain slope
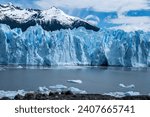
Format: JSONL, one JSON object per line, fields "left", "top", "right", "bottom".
{"left": 0, "top": 3, "right": 99, "bottom": 31}
{"left": 40, "top": 7, "right": 76, "bottom": 25}
{"left": 0, "top": 3, "right": 37, "bottom": 22}
{"left": 0, "top": 24, "right": 150, "bottom": 67}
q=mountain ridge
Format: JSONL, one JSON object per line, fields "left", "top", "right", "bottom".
{"left": 0, "top": 3, "right": 100, "bottom": 31}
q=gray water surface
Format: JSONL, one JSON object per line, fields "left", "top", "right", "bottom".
{"left": 0, "top": 66, "right": 150, "bottom": 94}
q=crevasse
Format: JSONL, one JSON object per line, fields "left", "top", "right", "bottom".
{"left": 0, "top": 24, "right": 150, "bottom": 67}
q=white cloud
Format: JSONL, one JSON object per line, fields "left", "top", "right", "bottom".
{"left": 84, "top": 15, "right": 100, "bottom": 25}
{"left": 109, "top": 16, "right": 150, "bottom": 32}
{"left": 34, "top": 0, "right": 150, "bottom": 32}
{"left": 35, "top": 0, "right": 150, "bottom": 13}
{"left": 110, "top": 24, "right": 150, "bottom": 32}
{"left": 85, "top": 15, "right": 100, "bottom": 22}
{"left": 110, "top": 16, "right": 150, "bottom": 25}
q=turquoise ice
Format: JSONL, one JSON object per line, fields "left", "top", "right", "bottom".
{"left": 0, "top": 24, "right": 150, "bottom": 67}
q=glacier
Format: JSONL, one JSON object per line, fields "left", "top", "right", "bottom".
{"left": 0, "top": 24, "right": 150, "bottom": 67}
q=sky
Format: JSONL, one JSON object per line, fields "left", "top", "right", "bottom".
{"left": 0, "top": 0, "right": 150, "bottom": 32}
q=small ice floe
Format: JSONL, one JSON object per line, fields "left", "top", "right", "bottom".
{"left": 125, "top": 91, "right": 140, "bottom": 96}
{"left": 38, "top": 86, "right": 49, "bottom": 94}
{"left": 49, "top": 85, "right": 67, "bottom": 90}
{"left": 134, "top": 63, "right": 146, "bottom": 68}
{"left": 104, "top": 91, "right": 140, "bottom": 98}
{"left": 67, "top": 80, "right": 82, "bottom": 84}
{"left": 51, "top": 66, "right": 89, "bottom": 70}
{"left": 0, "top": 90, "right": 26, "bottom": 99}
{"left": 0, "top": 68, "right": 5, "bottom": 71}
{"left": 49, "top": 85, "right": 68, "bottom": 92}
{"left": 62, "top": 66, "right": 83, "bottom": 69}
{"left": 17, "top": 66, "right": 23, "bottom": 69}
{"left": 68, "top": 87, "right": 87, "bottom": 94}
{"left": 119, "top": 84, "right": 135, "bottom": 89}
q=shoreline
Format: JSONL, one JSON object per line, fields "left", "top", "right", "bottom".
{"left": 1, "top": 91, "right": 150, "bottom": 100}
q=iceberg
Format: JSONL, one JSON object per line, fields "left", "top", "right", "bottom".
{"left": 37, "top": 86, "right": 50, "bottom": 94}
{"left": 67, "top": 80, "right": 82, "bottom": 84}
{"left": 17, "top": 66, "right": 23, "bottom": 69}
{"left": 0, "top": 67, "right": 5, "bottom": 71}
{"left": 119, "top": 84, "right": 135, "bottom": 89}
{"left": 48, "top": 85, "right": 87, "bottom": 94}
{"left": 68, "top": 87, "right": 87, "bottom": 94}
{"left": 0, "top": 24, "right": 150, "bottom": 67}
{"left": 104, "top": 91, "right": 140, "bottom": 98}
{"left": 0, "top": 90, "right": 27, "bottom": 99}
{"left": 38, "top": 86, "right": 49, "bottom": 92}
{"left": 49, "top": 85, "right": 68, "bottom": 90}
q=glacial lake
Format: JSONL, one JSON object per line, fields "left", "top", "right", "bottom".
{"left": 0, "top": 66, "right": 150, "bottom": 95}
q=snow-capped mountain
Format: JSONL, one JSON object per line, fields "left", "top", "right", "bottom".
{"left": 0, "top": 3, "right": 99, "bottom": 31}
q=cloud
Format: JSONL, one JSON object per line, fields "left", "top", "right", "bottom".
{"left": 110, "top": 24, "right": 150, "bottom": 32}
{"left": 110, "top": 16, "right": 150, "bottom": 25}
{"left": 34, "top": 0, "right": 150, "bottom": 32}
{"left": 109, "top": 16, "right": 150, "bottom": 32}
{"left": 35, "top": 0, "right": 150, "bottom": 13}
{"left": 84, "top": 15, "right": 100, "bottom": 26}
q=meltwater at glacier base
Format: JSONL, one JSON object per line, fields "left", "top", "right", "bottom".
{"left": 0, "top": 24, "right": 150, "bottom": 67}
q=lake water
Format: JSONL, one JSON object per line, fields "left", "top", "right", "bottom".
{"left": 0, "top": 66, "right": 150, "bottom": 95}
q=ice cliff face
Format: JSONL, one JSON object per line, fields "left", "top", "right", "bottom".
{"left": 0, "top": 24, "right": 150, "bottom": 67}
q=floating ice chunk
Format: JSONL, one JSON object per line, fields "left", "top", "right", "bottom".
{"left": 49, "top": 85, "right": 67, "bottom": 89}
{"left": 51, "top": 66, "right": 87, "bottom": 70}
{"left": 63, "top": 66, "right": 87, "bottom": 69}
{"left": 124, "top": 91, "right": 140, "bottom": 96}
{"left": 68, "top": 87, "right": 87, "bottom": 94}
{"left": 0, "top": 68, "right": 5, "bottom": 71}
{"left": 104, "top": 91, "right": 140, "bottom": 98}
{"left": 37, "top": 86, "right": 50, "bottom": 94}
{"left": 49, "top": 85, "right": 68, "bottom": 92}
{"left": 134, "top": 63, "right": 147, "bottom": 68}
{"left": 38, "top": 86, "right": 49, "bottom": 92}
{"left": 56, "top": 89, "right": 62, "bottom": 92}
{"left": 119, "top": 84, "right": 135, "bottom": 88}
{"left": 104, "top": 92, "right": 125, "bottom": 98}
{"left": 17, "top": 66, "right": 23, "bottom": 69}
{"left": 17, "top": 90, "right": 27, "bottom": 96}
{"left": 0, "top": 90, "right": 26, "bottom": 99}
{"left": 67, "top": 80, "right": 82, "bottom": 84}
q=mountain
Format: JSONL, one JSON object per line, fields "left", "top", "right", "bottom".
{"left": 0, "top": 3, "right": 99, "bottom": 31}
{"left": 0, "top": 24, "right": 150, "bottom": 67}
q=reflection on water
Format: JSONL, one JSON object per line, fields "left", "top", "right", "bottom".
{"left": 0, "top": 65, "right": 150, "bottom": 95}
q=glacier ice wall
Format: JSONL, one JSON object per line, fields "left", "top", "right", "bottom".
{"left": 0, "top": 24, "right": 150, "bottom": 67}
